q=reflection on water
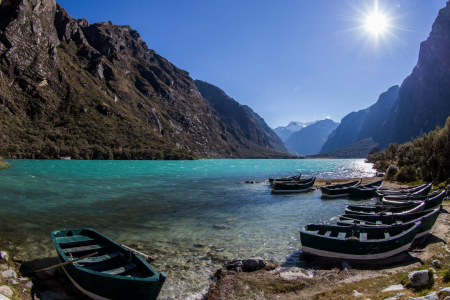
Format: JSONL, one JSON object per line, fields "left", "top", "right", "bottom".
{"left": 0, "top": 159, "right": 374, "bottom": 299}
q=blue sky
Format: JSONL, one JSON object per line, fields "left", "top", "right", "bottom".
{"left": 57, "top": 0, "right": 448, "bottom": 128}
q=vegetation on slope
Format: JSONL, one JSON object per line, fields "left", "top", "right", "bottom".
{"left": 367, "top": 116, "right": 450, "bottom": 182}
{"left": 0, "top": 157, "right": 10, "bottom": 170}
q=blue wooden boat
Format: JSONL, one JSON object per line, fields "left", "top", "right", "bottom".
{"left": 300, "top": 221, "right": 421, "bottom": 260}
{"left": 381, "top": 190, "right": 446, "bottom": 210}
{"left": 51, "top": 228, "right": 166, "bottom": 300}
{"left": 377, "top": 183, "right": 431, "bottom": 196}
{"left": 345, "top": 201, "right": 425, "bottom": 215}
{"left": 348, "top": 180, "right": 383, "bottom": 199}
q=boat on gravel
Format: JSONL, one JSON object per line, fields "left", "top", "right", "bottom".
{"left": 271, "top": 177, "right": 316, "bottom": 193}
{"left": 345, "top": 201, "right": 425, "bottom": 215}
{"left": 321, "top": 179, "right": 362, "bottom": 199}
{"left": 348, "top": 180, "right": 383, "bottom": 199}
{"left": 381, "top": 189, "right": 440, "bottom": 201}
{"left": 377, "top": 183, "right": 431, "bottom": 196}
{"left": 300, "top": 221, "right": 422, "bottom": 260}
{"left": 51, "top": 228, "right": 166, "bottom": 300}
{"left": 381, "top": 190, "right": 446, "bottom": 209}
{"left": 337, "top": 206, "right": 441, "bottom": 239}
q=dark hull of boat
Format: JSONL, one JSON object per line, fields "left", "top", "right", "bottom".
{"left": 272, "top": 177, "right": 315, "bottom": 193}
{"left": 381, "top": 190, "right": 446, "bottom": 210}
{"left": 345, "top": 202, "right": 425, "bottom": 215}
{"left": 321, "top": 180, "right": 362, "bottom": 198}
{"left": 51, "top": 229, "right": 166, "bottom": 300}
{"left": 300, "top": 222, "right": 421, "bottom": 260}
{"left": 268, "top": 174, "right": 301, "bottom": 183}
{"left": 381, "top": 190, "right": 440, "bottom": 201}
{"left": 347, "top": 180, "right": 383, "bottom": 199}
{"left": 337, "top": 206, "right": 441, "bottom": 238}
{"left": 377, "top": 183, "right": 430, "bottom": 196}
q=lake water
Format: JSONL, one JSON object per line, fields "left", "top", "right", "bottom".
{"left": 0, "top": 159, "right": 375, "bottom": 299}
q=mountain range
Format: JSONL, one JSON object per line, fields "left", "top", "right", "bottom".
{"left": 0, "top": 0, "right": 290, "bottom": 159}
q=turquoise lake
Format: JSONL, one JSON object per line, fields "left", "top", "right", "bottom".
{"left": 0, "top": 159, "right": 375, "bottom": 299}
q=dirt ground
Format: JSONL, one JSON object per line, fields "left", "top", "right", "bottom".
{"left": 206, "top": 180, "right": 450, "bottom": 300}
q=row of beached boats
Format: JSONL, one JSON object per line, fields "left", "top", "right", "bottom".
{"left": 300, "top": 183, "right": 446, "bottom": 260}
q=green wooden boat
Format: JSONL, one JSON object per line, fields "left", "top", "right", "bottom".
{"left": 51, "top": 228, "right": 166, "bottom": 300}
{"left": 300, "top": 221, "right": 421, "bottom": 260}
{"left": 377, "top": 183, "right": 430, "bottom": 196}
{"left": 268, "top": 174, "right": 301, "bottom": 183}
{"left": 320, "top": 179, "right": 362, "bottom": 199}
{"left": 271, "top": 177, "right": 315, "bottom": 193}
{"left": 381, "top": 190, "right": 440, "bottom": 202}
{"left": 337, "top": 206, "right": 441, "bottom": 239}
{"left": 348, "top": 180, "right": 383, "bottom": 199}
{"left": 345, "top": 201, "right": 425, "bottom": 215}
{"left": 381, "top": 190, "right": 446, "bottom": 209}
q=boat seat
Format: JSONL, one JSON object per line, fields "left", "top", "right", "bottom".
{"left": 102, "top": 263, "right": 136, "bottom": 276}
{"left": 56, "top": 235, "right": 94, "bottom": 245}
{"left": 384, "top": 232, "right": 390, "bottom": 239}
{"left": 396, "top": 221, "right": 403, "bottom": 225}
{"left": 359, "top": 233, "right": 367, "bottom": 241}
{"left": 63, "top": 244, "right": 109, "bottom": 254}
{"left": 77, "top": 251, "right": 121, "bottom": 264}
{"left": 337, "top": 232, "right": 346, "bottom": 239}
{"left": 376, "top": 221, "right": 382, "bottom": 225}
{"left": 324, "top": 231, "right": 331, "bottom": 237}
{"left": 359, "top": 221, "right": 366, "bottom": 225}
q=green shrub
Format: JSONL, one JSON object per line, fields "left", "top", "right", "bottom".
{"left": 443, "top": 269, "right": 450, "bottom": 283}
{"left": 386, "top": 165, "right": 399, "bottom": 180}
{"left": 396, "top": 165, "right": 417, "bottom": 183}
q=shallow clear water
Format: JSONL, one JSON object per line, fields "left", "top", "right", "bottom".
{"left": 0, "top": 159, "right": 375, "bottom": 299}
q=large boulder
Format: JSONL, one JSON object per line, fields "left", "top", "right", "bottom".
{"left": 408, "top": 270, "right": 430, "bottom": 287}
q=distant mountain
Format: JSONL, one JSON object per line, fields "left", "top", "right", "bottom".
{"left": 286, "top": 119, "right": 339, "bottom": 156}
{"left": 194, "top": 80, "right": 288, "bottom": 155}
{"left": 273, "top": 121, "right": 317, "bottom": 142}
{"left": 376, "top": 3, "right": 450, "bottom": 148}
{"left": 320, "top": 85, "right": 399, "bottom": 154}
{"left": 310, "top": 138, "right": 378, "bottom": 159}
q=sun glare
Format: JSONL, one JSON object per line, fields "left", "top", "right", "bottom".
{"left": 366, "top": 13, "right": 388, "bottom": 35}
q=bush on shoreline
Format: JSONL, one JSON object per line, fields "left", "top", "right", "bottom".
{"left": 367, "top": 116, "right": 450, "bottom": 182}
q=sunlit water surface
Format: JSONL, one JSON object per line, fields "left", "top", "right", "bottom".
{"left": 0, "top": 159, "right": 375, "bottom": 299}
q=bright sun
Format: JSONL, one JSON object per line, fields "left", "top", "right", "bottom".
{"left": 365, "top": 13, "right": 388, "bottom": 35}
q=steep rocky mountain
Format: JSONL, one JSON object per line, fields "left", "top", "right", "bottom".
{"left": 320, "top": 109, "right": 369, "bottom": 154}
{"left": 0, "top": 0, "right": 289, "bottom": 159}
{"left": 194, "top": 80, "right": 288, "bottom": 154}
{"left": 309, "top": 138, "right": 378, "bottom": 159}
{"left": 273, "top": 121, "right": 317, "bottom": 142}
{"left": 241, "top": 105, "right": 287, "bottom": 153}
{"left": 376, "top": 3, "right": 450, "bottom": 148}
{"left": 357, "top": 86, "right": 399, "bottom": 141}
{"left": 285, "top": 119, "right": 339, "bottom": 156}
{"left": 319, "top": 85, "right": 398, "bottom": 154}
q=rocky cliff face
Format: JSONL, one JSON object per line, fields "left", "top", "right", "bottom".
{"left": 0, "top": 0, "right": 288, "bottom": 159}
{"left": 320, "top": 109, "right": 369, "bottom": 154}
{"left": 319, "top": 85, "right": 398, "bottom": 154}
{"left": 286, "top": 119, "right": 339, "bottom": 156}
{"left": 377, "top": 3, "right": 450, "bottom": 148}
{"left": 194, "top": 80, "right": 288, "bottom": 155}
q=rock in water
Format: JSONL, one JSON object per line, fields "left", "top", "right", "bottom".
{"left": 225, "top": 258, "right": 267, "bottom": 273}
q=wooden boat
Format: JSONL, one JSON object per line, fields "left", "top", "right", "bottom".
{"left": 268, "top": 174, "right": 301, "bottom": 183}
{"left": 337, "top": 206, "right": 441, "bottom": 239}
{"left": 377, "top": 183, "right": 430, "bottom": 196}
{"left": 51, "top": 228, "right": 166, "bottom": 300}
{"left": 300, "top": 221, "right": 421, "bottom": 260}
{"left": 321, "top": 179, "right": 362, "bottom": 199}
{"left": 381, "top": 190, "right": 446, "bottom": 210}
{"left": 271, "top": 177, "right": 315, "bottom": 193}
{"left": 344, "top": 201, "right": 425, "bottom": 215}
{"left": 381, "top": 190, "right": 440, "bottom": 201}
{"left": 348, "top": 180, "right": 383, "bottom": 199}
{"left": 377, "top": 183, "right": 424, "bottom": 192}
